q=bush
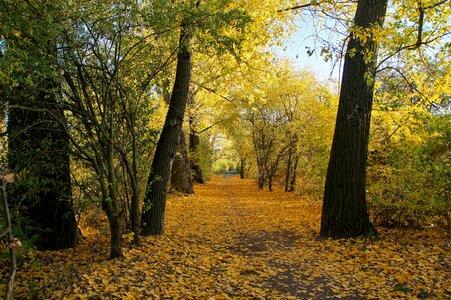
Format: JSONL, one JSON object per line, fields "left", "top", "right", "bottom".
{"left": 367, "top": 113, "right": 450, "bottom": 228}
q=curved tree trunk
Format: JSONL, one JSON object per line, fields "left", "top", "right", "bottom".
{"left": 7, "top": 79, "right": 77, "bottom": 249}
{"left": 320, "top": 0, "right": 388, "bottom": 238}
{"left": 141, "top": 21, "right": 192, "bottom": 236}
{"left": 171, "top": 129, "right": 194, "bottom": 194}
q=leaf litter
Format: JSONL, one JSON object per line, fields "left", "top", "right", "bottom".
{"left": 1, "top": 175, "right": 449, "bottom": 299}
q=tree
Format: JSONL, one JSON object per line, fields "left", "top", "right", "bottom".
{"left": 141, "top": 0, "right": 252, "bottom": 235}
{"left": 1, "top": 173, "right": 18, "bottom": 300}
{"left": 1, "top": 0, "right": 77, "bottom": 249}
{"left": 170, "top": 130, "right": 194, "bottom": 194}
{"left": 141, "top": 19, "right": 193, "bottom": 235}
{"left": 188, "top": 102, "right": 205, "bottom": 184}
{"left": 248, "top": 106, "right": 290, "bottom": 191}
{"left": 60, "top": 0, "right": 169, "bottom": 255}
{"left": 320, "top": 0, "right": 388, "bottom": 238}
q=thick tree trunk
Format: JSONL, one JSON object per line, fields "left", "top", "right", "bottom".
{"left": 240, "top": 158, "right": 246, "bottom": 179}
{"left": 141, "top": 22, "right": 192, "bottom": 236}
{"left": 321, "top": 0, "right": 388, "bottom": 238}
{"left": 257, "top": 173, "right": 265, "bottom": 190}
{"left": 7, "top": 79, "right": 77, "bottom": 250}
{"left": 107, "top": 211, "right": 122, "bottom": 258}
{"left": 171, "top": 130, "right": 194, "bottom": 194}
{"left": 189, "top": 116, "right": 204, "bottom": 183}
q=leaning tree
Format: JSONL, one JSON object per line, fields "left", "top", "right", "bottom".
{"left": 320, "top": 0, "right": 388, "bottom": 237}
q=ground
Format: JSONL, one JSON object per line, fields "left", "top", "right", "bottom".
{"left": 1, "top": 175, "right": 449, "bottom": 299}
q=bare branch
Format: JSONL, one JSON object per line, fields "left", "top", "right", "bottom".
{"left": 277, "top": 2, "right": 315, "bottom": 13}
{"left": 191, "top": 80, "right": 235, "bottom": 104}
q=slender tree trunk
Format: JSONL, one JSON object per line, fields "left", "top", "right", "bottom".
{"left": 285, "top": 148, "right": 292, "bottom": 192}
{"left": 120, "top": 112, "right": 140, "bottom": 245}
{"left": 106, "top": 134, "right": 123, "bottom": 258}
{"left": 129, "top": 143, "right": 141, "bottom": 245}
{"left": 124, "top": 138, "right": 141, "bottom": 245}
{"left": 268, "top": 176, "right": 273, "bottom": 192}
{"left": 171, "top": 130, "right": 194, "bottom": 194}
{"left": 141, "top": 22, "right": 192, "bottom": 236}
{"left": 289, "top": 155, "right": 298, "bottom": 192}
{"left": 130, "top": 187, "right": 140, "bottom": 245}
{"left": 1, "top": 177, "right": 17, "bottom": 300}
{"left": 321, "top": 0, "right": 388, "bottom": 238}
{"left": 7, "top": 79, "right": 77, "bottom": 250}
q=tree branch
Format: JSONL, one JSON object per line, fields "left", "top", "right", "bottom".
{"left": 277, "top": 2, "right": 315, "bottom": 12}
{"left": 191, "top": 81, "right": 235, "bottom": 103}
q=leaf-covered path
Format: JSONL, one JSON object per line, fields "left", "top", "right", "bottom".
{"left": 2, "top": 176, "right": 449, "bottom": 299}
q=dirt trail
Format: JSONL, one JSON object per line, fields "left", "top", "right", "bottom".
{"left": 165, "top": 175, "right": 357, "bottom": 299}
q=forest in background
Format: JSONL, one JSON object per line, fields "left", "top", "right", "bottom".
{"left": 0, "top": 0, "right": 449, "bottom": 298}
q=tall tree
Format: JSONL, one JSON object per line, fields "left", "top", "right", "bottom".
{"left": 141, "top": 20, "right": 192, "bottom": 235}
{"left": 1, "top": 0, "right": 77, "bottom": 249}
{"left": 7, "top": 78, "right": 77, "bottom": 250}
{"left": 320, "top": 0, "right": 388, "bottom": 238}
{"left": 60, "top": 0, "right": 166, "bottom": 255}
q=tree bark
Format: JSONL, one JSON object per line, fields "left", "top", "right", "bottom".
{"left": 289, "top": 155, "right": 298, "bottom": 192}
{"left": 268, "top": 175, "right": 273, "bottom": 192}
{"left": 106, "top": 136, "right": 123, "bottom": 258}
{"left": 321, "top": 0, "right": 388, "bottom": 238}
{"left": 107, "top": 211, "right": 122, "bottom": 258}
{"left": 257, "top": 173, "right": 265, "bottom": 190}
{"left": 285, "top": 148, "right": 292, "bottom": 192}
{"left": 7, "top": 79, "right": 77, "bottom": 250}
{"left": 171, "top": 130, "right": 194, "bottom": 194}
{"left": 240, "top": 158, "right": 246, "bottom": 179}
{"left": 1, "top": 177, "right": 17, "bottom": 300}
{"left": 189, "top": 116, "right": 205, "bottom": 183}
{"left": 141, "top": 22, "right": 192, "bottom": 236}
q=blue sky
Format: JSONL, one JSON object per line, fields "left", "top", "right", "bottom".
{"left": 273, "top": 16, "right": 342, "bottom": 82}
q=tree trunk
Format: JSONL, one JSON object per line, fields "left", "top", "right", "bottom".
{"left": 285, "top": 148, "right": 292, "bottom": 192}
{"left": 240, "top": 158, "right": 246, "bottom": 179}
{"left": 289, "top": 155, "right": 298, "bottom": 192}
{"left": 141, "top": 22, "right": 192, "bottom": 236}
{"left": 171, "top": 130, "right": 194, "bottom": 194}
{"left": 7, "top": 79, "right": 77, "bottom": 250}
{"left": 321, "top": 0, "right": 388, "bottom": 238}
{"left": 106, "top": 136, "right": 123, "bottom": 258}
{"left": 257, "top": 173, "right": 265, "bottom": 190}
{"left": 107, "top": 211, "right": 122, "bottom": 258}
{"left": 268, "top": 176, "right": 273, "bottom": 192}
{"left": 129, "top": 160, "right": 140, "bottom": 246}
{"left": 130, "top": 190, "right": 140, "bottom": 245}
{"left": 189, "top": 116, "right": 205, "bottom": 183}
{"left": 1, "top": 177, "right": 17, "bottom": 300}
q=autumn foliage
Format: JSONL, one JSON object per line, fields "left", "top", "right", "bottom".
{"left": 1, "top": 176, "right": 449, "bottom": 299}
